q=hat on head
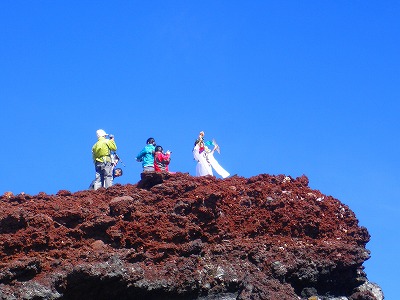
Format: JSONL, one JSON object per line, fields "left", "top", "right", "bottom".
{"left": 96, "top": 129, "right": 107, "bottom": 138}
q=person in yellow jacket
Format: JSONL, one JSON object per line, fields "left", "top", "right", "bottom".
{"left": 91, "top": 129, "right": 117, "bottom": 190}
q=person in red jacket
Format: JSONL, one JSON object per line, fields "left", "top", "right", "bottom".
{"left": 154, "top": 145, "right": 171, "bottom": 172}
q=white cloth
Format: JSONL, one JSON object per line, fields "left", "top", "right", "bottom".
{"left": 208, "top": 152, "right": 230, "bottom": 178}
{"left": 193, "top": 144, "right": 229, "bottom": 178}
{"left": 193, "top": 145, "right": 213, "bottom": 176}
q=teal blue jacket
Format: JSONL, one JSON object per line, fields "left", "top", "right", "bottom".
{"left": 136, "top": 144, "right": 155, "bottom": 167}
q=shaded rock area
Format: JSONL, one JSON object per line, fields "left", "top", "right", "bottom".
{"left": 0, "top": 173, "right": 383, "bottom": 300}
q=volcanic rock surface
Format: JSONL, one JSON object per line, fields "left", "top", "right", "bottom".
{"left": 0, "top": 173, "right": 383, "bottom": 300}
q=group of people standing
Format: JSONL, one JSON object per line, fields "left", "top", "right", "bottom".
{"left": 90, "top": 129, "right": 229, "bottom": 190}
{"left": 135, "top": 137, "right": 171, "bottom": 173}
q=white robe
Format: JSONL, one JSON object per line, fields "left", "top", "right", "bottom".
{"left": 207, "top": 152, "right": 230, "bottom": 179}
{"left": 193, "top": 144, "right": 230, "bottom": 178}
{"left": 193, "top": 144, "right": 213, "bottom": 176}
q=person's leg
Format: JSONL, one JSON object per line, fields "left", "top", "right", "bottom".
{"left": 93, "top": 163, "right": 103, "bottom": 190}
{"left": 88, "top": 180, "right": 95, "bottom": 190}
{"left": 104, "top": 162, "right": 114, "bottom": 188}
{"left": 143, "top": 166, "right": 154, "bottom": 172}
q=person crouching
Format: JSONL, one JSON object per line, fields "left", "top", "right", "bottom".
{"left": 154, "top": 145, "right": 171, "bottom": 172}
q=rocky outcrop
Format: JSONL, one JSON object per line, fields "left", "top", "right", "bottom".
{"left": 0, "top": 173, "right": 383, "bottom": 299}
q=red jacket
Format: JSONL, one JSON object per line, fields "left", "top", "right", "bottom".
{"left": 154, "top": 151, "right": 170, "bottom": 172}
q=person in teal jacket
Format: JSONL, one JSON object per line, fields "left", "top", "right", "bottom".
{"left": 136, "top": 137, "right": 156, "bottom": 172}
{"left": 91, "top": 129, "right": 117, "bottom": 190}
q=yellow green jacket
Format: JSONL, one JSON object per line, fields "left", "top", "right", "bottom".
{"left": 92, "top": 137, "right": 117, "bottom": 163}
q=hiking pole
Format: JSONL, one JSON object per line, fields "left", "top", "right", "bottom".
{"left": 115, "top": 153, "right": 126, "bottom": 167}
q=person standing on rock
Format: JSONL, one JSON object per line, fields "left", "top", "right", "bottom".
{"left": 91, "top": 129, "right": 117, "bottom": 190}
{"left": 89, "top": 152, "right": 123, "bottom": 190}
{"left": 193, "top": 131, "right": 230, "bottom": 178}
{"left": 136, "top": 137, "right": 156, "bottom": 172}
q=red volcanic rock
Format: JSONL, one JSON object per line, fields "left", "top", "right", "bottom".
{"left": 0, "top": 173, "right": 383, "bottom": 300}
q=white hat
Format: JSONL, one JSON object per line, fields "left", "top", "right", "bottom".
{"left": 96, "top": 129, "right": 107, "bottom": 138}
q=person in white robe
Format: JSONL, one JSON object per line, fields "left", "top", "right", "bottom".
{"left": 192, "top": 131, "right": 230, "bottom": 178}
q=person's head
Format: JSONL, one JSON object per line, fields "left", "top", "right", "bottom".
{"left": 113, "top": 168, "right": 123, "bottom": 177}
{"left": 194, "top": 138, "right": 205, "bottom": 147}
{"left": 194, "top": 131, "right": 204, "bottom": 145}
{"left": 155, "top": 145, "right": 163, "bottom": 153}
{"left": 96, "top": 129, "right": 107, "bottom": 138}
{"left": 146, "top": 137, "right": 156, "bottom": 146}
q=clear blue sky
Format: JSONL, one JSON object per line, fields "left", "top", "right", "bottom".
{"left": 1, "top": 1, "right": 399, "bottom": 298}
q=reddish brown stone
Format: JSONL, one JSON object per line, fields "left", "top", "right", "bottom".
{"left": 0, "top": 173, "right": 382, "bottom": 299}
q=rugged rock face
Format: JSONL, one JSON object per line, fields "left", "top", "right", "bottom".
{"left": 0, "top": 173, "right": 383, "bottom": 300}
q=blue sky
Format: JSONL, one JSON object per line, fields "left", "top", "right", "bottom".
{"left": 1, "top": 1, "right": 399, "bottom": 298}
